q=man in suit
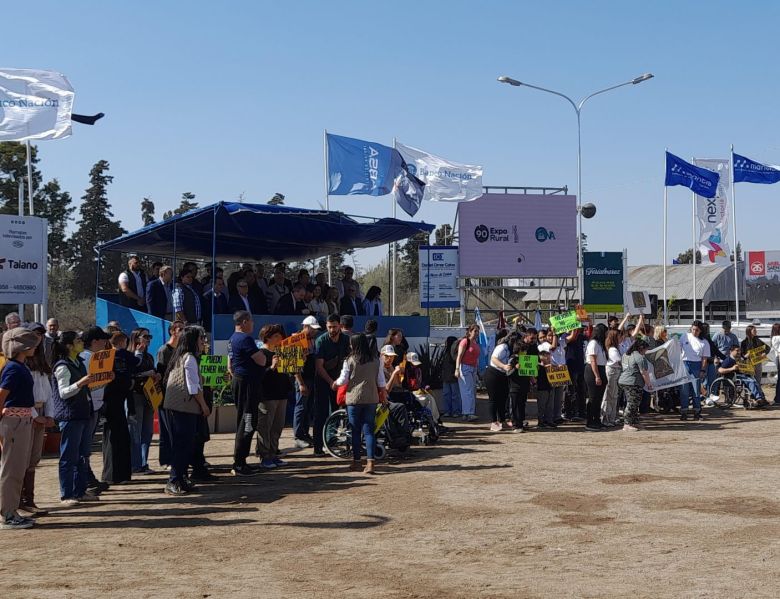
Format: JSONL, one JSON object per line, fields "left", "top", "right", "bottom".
{"left": 118, "top": 255, "right": 148, "bottom": 311}
{"left": 244, "top": 270, "right": 268, "bottom": 315}
{"left": 146, "top": 265, "right": 174, "bottom": 320}
{"left": 229, "top": 279, "right": 260, "bottom": 314}
{"left": 172, "top": 269, "right": 202, "bottom": 325}
{"left": 202, "top": 276, "right": 230, "bottom": 330}
{"left": 274, "top": 283, "right": 309, "bottom": 315}
{"left": 339, "top": 283, "right": 365, "bottom": 316}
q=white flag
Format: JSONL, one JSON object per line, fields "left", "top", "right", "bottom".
{"left": 396, "top": 141, "right": 483, "bottom": 202}
{"left": 0, "top": 68, "right": 75, "bottom": 141}
{"left": 693, "top": 158, "right": 731, "bottom": 265}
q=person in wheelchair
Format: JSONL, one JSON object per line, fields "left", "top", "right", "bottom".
{"left": 381, "top": 345, "right": 440, "bottom": 440}
{"left": 714, "top": 345, "right": 767, "bottom": 405}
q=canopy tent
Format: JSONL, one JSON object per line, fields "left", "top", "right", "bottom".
{"left": 98, "top": 201, "right": 435, "bottom": 261}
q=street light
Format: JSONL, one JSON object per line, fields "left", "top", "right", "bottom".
{"left": 497, "top": 72, "right": 653, "bottom": 304}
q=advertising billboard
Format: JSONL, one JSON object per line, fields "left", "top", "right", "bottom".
{"left": 582, "top": 251, "right": 625, "bottom": 312}
{"left": 458, "top": 194, "right": 577, "bottom": 277}
{"left": 745, "top": 250, "right": 780, "bottom": 318}
{"left": 419, "top": 245, "right": 459, "bottom": 308}
{"left": 0, "top": 215, "right": 47, "bottom": 304}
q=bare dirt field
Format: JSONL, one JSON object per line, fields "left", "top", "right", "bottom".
{"left": 3, "top": 396, "right": 780, "bottom": 599}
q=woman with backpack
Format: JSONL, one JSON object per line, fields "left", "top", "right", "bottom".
{"left": 332, "top": 334, "right": 387, "bottom": 474}
{"left": 454, "top": 325, "right": 480, "bottom": 422}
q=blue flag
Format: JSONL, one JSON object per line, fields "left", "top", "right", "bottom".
{"left": 733, "top": 153, "right": 780, "bottom": 184}
{"left": 665, "top": 152, "right": 719, "bottom": 198}
{"left": 327, "top": 133, "right": 402, "bottom": 196}
{"left": 474, "top": 307, "right": 491, "bottom": 374}
{"left": 392, "top": 161, "right": 426, "bottom": 217}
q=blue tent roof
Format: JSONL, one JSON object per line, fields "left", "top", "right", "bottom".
{"left": 98, "top": 201, "right": 435, "bottom": 261}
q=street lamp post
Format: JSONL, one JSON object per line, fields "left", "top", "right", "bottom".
{"left": 497, "top": 73, "right": 653, "bottom": 304}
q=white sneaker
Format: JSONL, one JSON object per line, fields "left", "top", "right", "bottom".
{"left": 489, "top": 422, "right": 502, "bottom": 432}
{"left": 60, "top": 498, "right": 80, "bottom": 506}
{"left": 705, "top": 398, "right": 716, "bottom": 407}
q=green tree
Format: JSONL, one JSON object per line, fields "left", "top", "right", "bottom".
{"left": 141, "top": 197, "right": 156, "bottom": 226}
{"left": 675, "top": 248, "right": 702, "bottom": 264}
{"left": 434, "top": 224, "right": 454, "bottom": 245}
{"left": 398, "top": 231, "right": 430, "bottom": 290}
{"left": 163, "top": 191, "right": 198, "bottom": 219}
{"left": 37, "top": 179, "right": 75, "bottom": 266}
{"left": 71, "top": 160, "right": 126, "bottom": 297}
{"left": 267, "top": 192, "right": 285, "bottom": 206}
{"left": 0, "top": 142, "right": 43, "bottom": 215}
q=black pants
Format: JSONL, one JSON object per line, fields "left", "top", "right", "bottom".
{"left": 157, "top": 406, "right": 171, "bottom": 467}
{"left": 314, "top": 378, "right": 335, "bottom": 452}
{"left": 564, "top": 370, "right": 586, "bottom": 418}
{"left": 484, "top": 367, "right": 509, "bottom": 422}
{"left": 509, "top": 377, "right": 531, "bottom": 428}
{"left": 168, "top": 410, "right": 198, "bottom": 484}
{"left": 232, "top": 374, "right": 259, "bottom": 467}
{"left": 584, "top": 365, "right": 606, "bottom": 427}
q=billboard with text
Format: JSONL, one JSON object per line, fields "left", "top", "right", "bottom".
{"left": 745, "top": 250, "right": 780, "bottom": 318}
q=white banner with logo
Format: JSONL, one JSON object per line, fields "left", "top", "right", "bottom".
{"left": 419, "top": 245, "right": 459, "bottom": 308}
{"left": 643, "top": 337, "right": 695, "bottom": 392}
{"left": 0, "top": 68, "right": 75, "bottom": 141}
{"left": 396, "top": 142, "right": 482, "bottom": 202}
{"left": 693, "top": 158, "right": 730, "bottom": 265}
{"left": 0, "top": 215, "right": 47, "bottom": 304}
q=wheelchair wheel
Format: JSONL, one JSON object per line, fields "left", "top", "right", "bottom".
{"left": 709, "top": 377, "right": 736, "bottom": 407}
{"left": 323, "top": 409, "right": 353, "bottom": 460}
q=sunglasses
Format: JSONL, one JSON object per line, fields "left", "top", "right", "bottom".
{"left": 141, "top": 334, "right": 153, "bottom": 340}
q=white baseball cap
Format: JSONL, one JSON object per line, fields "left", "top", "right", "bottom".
{"left": 302, "top": 316, "right": 321, "bottom": 329}
{"left": 380, "top": 344, "right": 397, "bottom": 357}
{"left": 406, "top": 352, "right": 422, "bottom": 366}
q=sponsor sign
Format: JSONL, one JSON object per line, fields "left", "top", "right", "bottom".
{"left": 549, "top": 311, "right": 581, "bottom": 334}
{"left": 419, "top": 245, "right": 459, "bottom": 308}
{"left": 745, "top": 250, "right": 780, "bottom": 318}
{"left": 88, "top": 349, "right": 115, "bottom": 389}
{"left": 546, "top": 364, "right": 571, "bottom": 387}
{"left": 0, "top": 215, "right": 47, "bottom": 304}
{"left": 199, "top": 354, "right": 229, "bottom": 387}
{"left": 458, "top": 194, "right": 577, "bottom": 277}
{"left": 582, "top": 251, "right": 624, "bottom": 312}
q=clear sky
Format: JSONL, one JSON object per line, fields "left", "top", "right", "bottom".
{"left": 4, "top": 0, "right": 780, "bottom": 271}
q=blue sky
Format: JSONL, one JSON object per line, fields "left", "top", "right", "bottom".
{"left": 4, "top": 0, "right": 780, "bottom": 271}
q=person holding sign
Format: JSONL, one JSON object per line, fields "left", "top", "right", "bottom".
{"left": 129, "top": 328, "right": 161, "bottom": 475}
{"left": 508, "top": 329, "right": 539, "bottom": 433}
{"left": 740, "top": 325, "right": 769, "bottom": 384}
{"left": 102, "top": 333, "right": 134, "bottom": 485}
{"left": 256, "top": 325, "right": 292, "bottom": 469}
{"left": 536, "top": 351, "right": 556, "bottom": 428}
{"left": 617, "top": 339, "right": 653, "bottom": 432}
{"left": 584, "top": 324, "right": 608, "bottom": 431}
{"left": 600, "top": 330, "right": 623, "bottom": 428}
{"left": 718, "top": 345, "right": 767, "bottom": 405}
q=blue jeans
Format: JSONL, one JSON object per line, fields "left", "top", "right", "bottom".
{"left": 458, "top": 364, "right": 478, "bottom": 416}
{"left": 442, "top": 381, "right": 461, "bottom": 415}
{"left": 681, "top": 360, "right": 702, "bottom": 413}
{"left": 58, "top": 419, "right": 92, "bottom": 500}
{"left": 737, "top": 374, "right": 765, "bottom": 400}
{"left": 706, "top": 362, "right": 717, "bottom": 396}
{"left": 85, "top": 408, "right": 100, "bottom": 483}
{"left": 167, "top": 410, "right": 198, "bottom": 484}
{"left": 293, "top": 376, "right": 314, "bottom": 440}
{"left": 347, "top": 403, "right": 377, "bottom": 460}
{"left": 313, "top": 379, "right": 334, "bottom": 452}
{"left": 129, "top": 395, "right": 154, "bottom": 471}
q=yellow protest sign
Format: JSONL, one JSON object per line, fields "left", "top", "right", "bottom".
{"left": 547, "top": 364, "right": 571, "bottom": 387}
{"left": 142, "top": 377, "right": 164, "bottom": 410}
{"left": 88, "top": 348, "right": 115, "bottom": 389}
{"left": 745, "top": 347, "right": 768, "bottom": 367}
{"left": 575, "top": 305, "right": 589, "bottom": 322}
{"left": 0, "top": 354, "right": 6, "bottom": 373}
{"left": 276, "top": 331, "right": 312, "bottom": 374}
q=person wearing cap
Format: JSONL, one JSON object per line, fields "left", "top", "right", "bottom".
{"left": 293, "top": 316, "right": 321, "bottom": 448}
{"left": 80, "top": 327, "right": 113, "bottom": 494}
{"left": 381, "top": 345, "right": 403, "bottom": 396}
{"left": 118, "top": 255, "right": 148, "bottom": 312}
{"left": 0, "top": 327, "right": 41, "bottom": 529}
{"left": 404, "top": 351, "right": 443, "bottom": 424}
{"left": 314, "top": 314, "right": 350, "bottom": 455}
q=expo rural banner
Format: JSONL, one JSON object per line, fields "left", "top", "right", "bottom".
{"left": 745, "top": 250, "right": 780, "bottom": 319}
{"left": 582, "top": 251, "right": 625, "bottom": 312}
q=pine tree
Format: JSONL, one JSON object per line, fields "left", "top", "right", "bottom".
{"left": 163, "top": 192, "right": 198, "bottom": 219}
{"left": 71, "top": 160, "right": 126, "bottom": 297}
{"left": 398, "top": 231, "right": 430, "bottom": 290}
{"left": 37, "top": 179, "right": 75, "bottom": 266}
{"left": 141, "top": 197, "right": 156, "bottom": 226}
{"left": 268, "top": 192, "right": 285, "bottom": 206}
{"left": 0, "top": 142, "right": 43, "bottom": 214}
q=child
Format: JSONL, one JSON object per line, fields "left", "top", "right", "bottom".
{"left": 536, "top": 350, "right": 556, "bottom": 428}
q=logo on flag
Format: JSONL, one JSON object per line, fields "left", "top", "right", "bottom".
{"left": 733, "top": 153, "right": 780, "bottom": 184}
{"left": 396, "top": 141, "right": 483, "bottom": 202}
{"left": 665, "top": 152, "right": 720, "bottom": 198}
{"left": 326, "top": 133, "right": 403, "bottom": 196}
{"left": 0, "top": 68, "right": 75, "bottom": 141}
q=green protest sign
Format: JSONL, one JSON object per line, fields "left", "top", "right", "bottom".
{"left": 199, "top": 354, "right": 229, "bottom": 387}
{"left": 549, "top": 311, "right": 580, "bottom": 334}
{"left": 516, "top": 354, "right": 538, "bottom": 377}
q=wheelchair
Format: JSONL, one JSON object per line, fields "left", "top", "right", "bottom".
{"left": 708, "top": 376, "right": 750, "bottom": 409}
{"left": 391, "top": 391, "right": 439, "bottom": 446}
{"left": 322, "top": 406, "right": 389, "bottom": 460}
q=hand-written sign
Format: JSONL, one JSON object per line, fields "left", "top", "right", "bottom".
{"left": 142, "top": 377, "right": 164, "bottom": 410}
{"left": 199, "top": 355, "right": 229, "bottom": 387}
{"left": 276, "top": 331, "right": 312, "bottom": 374}
{"left": 549, "top": 311, "right": 580, "bottom": 334}
{"left": 546, "top": 364, "right": 571, "bottom": 387}
{"left": 745, "top": 346, "right": 769, "bottom": 367}
{"left": 516, "top": 354, "right": 539, "bottom": 377}
{"left": 88, "top": 348, "right": 115, "bottom": 389}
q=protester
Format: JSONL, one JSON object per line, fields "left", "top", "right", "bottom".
{"left": 740, "top": 325, "right": 768, "bottom": 383}
{"left": 718, "top": 345, "right": 767, "bottom": 403}
{"left": 79, "top": 327, "right": 112, "bottom": 494}
{"left": 173, "top": 269, "right": 203, "bottom": 325}
{"left": 771, "top": 323, "right": 780, "bottom": 406}
{"left": 128, "top": 328, "right": 160, "bottom": 474}
{"left": 545, "top": 328, "right": 567, "bottom": 424}
{"left": 536, "top": 350, "right": 556, "bottom": 428}
{"left": 0, "top": 327, "right": 40, "bottom": 529}
{"left": 256, "top": 324, "right": 291, "bottom": 469}
{"left": 563, "top": 326, "right": 586, "bottom": 421}
{"left": 293, "top": 316, "right": 321, "bottom": 449}
{"left": 508, "top": 330, "right": 538, "bottom": 432}
{"left": 101, "top": 331, "right": 133, "bottom": 485}
{"left": 618, "top": 339, "right": 653, "bottom": 432}
{"left": 485, "top": 329, "right": 513, "bottom": 432}
{"left": 679, "top": 321, "right": 710, "bottom": 421}
{"left": 157, "top": 321, "right": 184, "bottom": 469}
{"left": 146, "top": 264, "right": 174, "bottom": 320}
{"left": 601, "top": 329, "right": 623, "bottom": 427}
{"left": 118, "top": 255, "right": 148, "bottom": 311}
{"left": 162, "top": 326, "right": 211, "bottom": 495}
{"left": 333, "top": 334, "right": 386, "bottom": 474}
{"left": 314, "top": 314, "right": 350, "bottom": 455}
{"left": 362, "top": 286, "right": 383, "bottom": 317}
{"left": 403, "top": 351, "right": 444, "bottom": 429}
{"left": 441, "top": 336, "right": 462, "bottom": 418}
{"left": 712, "top": 320, "right": 739, "bottom": 359}
{"left": 228, "top": 310, "right": 267, "bottom": 476}
{"left": 52, "top": 331, "right": 98, "bottom": 506}
{"left": 454, "top": 324, "right": 480, "bottom": 422}
{"left": 584, "top": 323, "right": 608, "bottom": 431}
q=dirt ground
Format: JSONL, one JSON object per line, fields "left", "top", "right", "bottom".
{"left": 3, "top": 392, "right": 780, "bottom": 599}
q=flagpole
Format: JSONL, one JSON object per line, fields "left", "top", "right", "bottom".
{"left": 323, "top": 129, "right": 332, "bottom": 286}
{"left": 663, "top": 148, "right": 668, "bottom": 324}
{"left": 730, "top": 145, "right": 740, "bottom": 325}
{"left": 691, "top": 187, "right": 697, "bottom": 322}
{"left": 391, "top": 137, "right": 397, "bottom": 316}
{"left": 26, "top": 140, "right": 40, "bottom": 323}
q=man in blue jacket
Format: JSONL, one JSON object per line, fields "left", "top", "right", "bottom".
{"left": 146, "top": 265, "right": 174, "bottom": 320}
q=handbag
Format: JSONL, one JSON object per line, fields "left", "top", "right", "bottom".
{"left": 163, "top": 355, "right": 200, "bottom": 414}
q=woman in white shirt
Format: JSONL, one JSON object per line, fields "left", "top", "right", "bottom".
{"left": 584, "top": 324, "right": 608, "bottom": 431}
{"left": 362, "top": 286, "right": 384, "bottom": 317}
{"left": 601, "top": 329, "right": 623, "bottom": 428}
{"left": 485, "top": 330, "right": 515, "bottom": 432}
{"left": 678, "top": 320, "right": 710, "bottom": 421}
{"left": 772, "top": 323, "right": 780, "bottom": 406}
{"left": 308, "top": 284, "right": 329, "bottom": 318}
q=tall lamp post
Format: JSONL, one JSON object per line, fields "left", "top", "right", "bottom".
{"left": 497, "top": 73, "right": 653, "bottom": 304}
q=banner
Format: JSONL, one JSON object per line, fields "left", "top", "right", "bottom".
{"left": 546, "top": 364, "right": 571, "bottom": 387}
{"left": 458, "top": 193, "right": 577, "bottom": 277}
{"left": 0, "top": 215, "right": 47, "bottom": 304}
{"left": 88, "top": 349, "right": 115, "bottom": 389}
{"left": 643, "top": 338, "right": 695, "bottom": 392}
{"left": 395, "top": 142, "right": 483, "bottom": 202}
{"left": 392, "top": 165, "right": 426, "bottom": 217}
{"left": 733, "top": 153, "right": 780, "bottom": 184}
{"left": 516, "top": 354, "right": 538, "bottom": 377}
{"left": 326, "top": 133, "right": 401, "bottom": 196}
{"left": 276, "top": 331, "right": 312, "bottom": 374}
{"left": 745, "top": 250, "right": 780, "bottom": 318}
{"left": 142, "top": 377, "right": 164, "bottom": 410}
{"left": 419, "top": 245, "right": 459, "bottom": 308}
{"left": 549, "top": 311, "right": 581, "bottom": 334}
{"left": 0, "top": 68, "right": 75, "bottom": 141}
{"left": 665, "top": 151, "right": 719, "bottom": 198}
{"left": 199, "top": 355, "right": 228, "bottom": 387}
{"left": 474, "top": 307, "right": 491, "bottom": 373}
{"left": 694, "top": 158, "right": 730, "bottom": 264}
{"left": 582, "top": 251, "right": 624, "bottom": 311}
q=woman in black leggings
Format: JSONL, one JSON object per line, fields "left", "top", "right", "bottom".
{"left": 584, "top": 323, "right": 608, "bottom": 431}
{"left": 485, "top": 330, "right": 514, "bottom": 432}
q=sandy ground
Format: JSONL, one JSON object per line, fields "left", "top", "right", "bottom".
{"left": 3, "top": 392, "right": 780, "bottom": 599}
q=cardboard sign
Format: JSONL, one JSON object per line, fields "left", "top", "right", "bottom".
{"left": 745, "top": 346, "right": 769, "bottom": 367}
{"left": 276, "top": 331, "right": 312, "bottom": 374}
{"left": 88, "top": 348, "right": 115, "bottom": 389}
{"left": 546, "top": 364, "right": 571, "bottom": 387}
{"left": 627, "top": 291, "right": 651, "bottom": 315}
{"left": 549, "top": 311, "right": 580, "bottom": 334}
{"left": 199, "top": 355, "right": 229, "bottom": 387}
{"left": 142, "top": 377, "right": 164, "bottom": 410}
{"left": 575, "top": 305, "right": 589, "bottom": 322}
{"left": 516, "top": 354, "right": 539, "bottom": 377}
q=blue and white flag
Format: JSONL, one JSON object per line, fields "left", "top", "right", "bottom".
{"left": 474, "top": 307, "right": 491, "bottom": 374}
{"left": 733, "top": 153, "right": 780, "bottom": 184}
{"left": 665, "top": 151, "right": 719, "bottom": 198}
{"left": 392, "top": 162, "right": 426, "bottom": 217}
{"left": 396, "top": 141, "right": 483, "bottom": 202}
{"left": 327, "top": 133, "right": 402, "bottom": 196}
